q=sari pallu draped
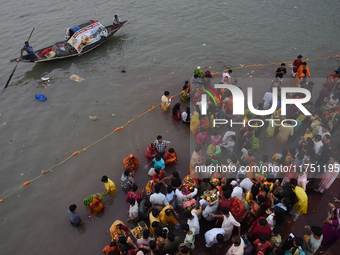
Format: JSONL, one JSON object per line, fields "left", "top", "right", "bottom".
{"left": 123, "top": 154, "right": 139, "bottom": 172}
{"left": 89, "top": 196, "right": 105, "bottom": 216}
{"left": 163, "top": 151, "right": 178, "bottom": 165}
{"left": 145, "top": 144, "right": 158, "bottom": 160}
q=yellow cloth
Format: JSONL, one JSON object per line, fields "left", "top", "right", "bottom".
{"left": 275, "top": 125, "right": 294, "bottom": 144}
{"left": 109, "top": 220, "right": 125, "bottom": 241}
{"left": 149, "top": 212, "right": 161, "bottom": 235}
{"left": 303, "top": 133, "right": 313, "bottom": 139}
{"left": 161, "top": 95, "right": 170, "bottom": 111}
{"left": 104, "top": 179, "right": 116, "bottom": 193}
{"left": 159, "top": 205, "right": 178, "bottom": 225}
{"left": 190, "top": 112, "right": 200, "bottom": 135}
{"left": 293, "top": 186, "right": 308, "bottom": 215}
{"left": 272, "top": 153, "right": 290, "bottom": 166}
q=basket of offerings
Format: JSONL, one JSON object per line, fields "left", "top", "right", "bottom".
{"left": 210, "top": 178, "right": 221, "bottom": 187}
{"left": 182, "top": 176, "right": 196, "bottom": 192}
{"left": 181, "top": 196, "right": 196, "bottom": 211}
{"left": 202, "top": 189, "right": 218, "bottom": 203}
{"left": 131, "top": 222, "right": 148, "bottom": 239}
{"left": 83, "top": 193, "right": 104, "bottom": 206}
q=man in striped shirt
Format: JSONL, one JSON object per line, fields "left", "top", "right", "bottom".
{"left": 154, "top": 135, "right": 170, "bottom": 157}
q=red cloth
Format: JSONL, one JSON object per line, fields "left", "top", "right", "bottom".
{"left": 145, "top": 144, "right": 158, "bottom": 160}
{"left": 251, "top": 217, "right": 272, "bottom": 240}
{"left": 152, "top": 170, "right": 165, "bottom": 183}
{"left": 39, "top": 48, "right": 53, "bottom": 58}
{"left": 253, "top": 239, "right": 272, "bottom": 254}
{"left": 218, "top": 199, "right": 232, "bottom": 210}
{"left": 293, "top": 59, "right": 303, "bottom": 72}
{"left": 230, "top": 196, "right": 247, "bottom": 222}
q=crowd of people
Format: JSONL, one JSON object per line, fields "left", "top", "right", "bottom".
{"left": 67, "top": 58, "right": 340, "bottom": 255}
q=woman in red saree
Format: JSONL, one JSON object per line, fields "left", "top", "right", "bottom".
{"left": 89, "top": 196, "right": 105, "bottom": 216}
{"left": 145, "top": 143, "right": 158, "bottom": 160}
{"left": 172, "top": 103, "right": 181, "bottom": 120}
{"left": 152, "top": 168, "right": 167, "bottom": 185}
{"left": 230, "top": 196, "right": 247, "bottom": 223}
{"left": 163, "top": 148, "right": 178, "bottom": 165}
{"left": 325, "top": 70, "right": 339, "bottom": 91}
{"left": 123, "top": 154, "right": 139, "bottom": 172}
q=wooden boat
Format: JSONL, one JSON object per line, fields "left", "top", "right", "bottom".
{"left": 11, "top": 20, "right": 128, "bottom": 63}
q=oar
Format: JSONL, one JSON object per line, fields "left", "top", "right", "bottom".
{"left": 3, "top": 27, "right": 35, "bottom": 90}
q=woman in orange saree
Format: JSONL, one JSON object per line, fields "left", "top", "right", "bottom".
{"left": 163, "top": 148, "right": 178, "bottom": 165}
{"left": 123, "top": 154, "right": 139, "bottom": 172}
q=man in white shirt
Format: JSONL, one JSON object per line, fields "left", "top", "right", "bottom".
{"left": 202, "top": 201, "right": 219, "bottom": 221}
{"left": 204, "top": 228, "right": 225, "bottom": 248}
{"left": 263, "top": 89, "right": 273, "bottom": 110}
{"left": 175, "top": 186, "right": 198, "bottom": 209}
{"left": 316, "top": 125, "right": 331, "bottom": 140}
{"left": 231, "top": 180, "right": 243, "bottom": 201}
{"left": 150, "top": 184, "right": 169, "bottom": 211}
{"left": 210, "top": 207, "right": 241, "bottom": 241}
{"left": 226, "top": 236, "right": 245, "bottom": 255}
{"left": 184, "top": 211, "right": 200, "bottom": 235}
{"left": 313, "top": 134, "right": 323, "bottom": 156}
{"left": 221, "top": 127, "right": 236, "bottom": 147}
{"left": 112, "top": 15, "right": 121, "bottom": 29}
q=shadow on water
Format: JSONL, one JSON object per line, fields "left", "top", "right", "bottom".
{"left": 76, "top": 224, "right": 86, "bottom": 236}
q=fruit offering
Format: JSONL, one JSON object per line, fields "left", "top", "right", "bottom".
{"left": 210, "top": 178, "right": 221, "bottom": 187}
{"left": 202, "top": 189, "right": 218, "bottom": 203}
{"left": 83, "top": 193, "right": 104, "bottom": 206}
{"left": 132, "top": 225, "right": 148, "bottom": 239}
{"left": 181, "top": 196, "right": 196, "bottom": 211}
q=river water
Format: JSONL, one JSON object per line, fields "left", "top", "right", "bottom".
{"left": 0, "top": 0, "right": 339, "bottom": 254}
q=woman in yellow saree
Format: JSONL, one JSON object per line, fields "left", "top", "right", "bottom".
{"left": 109, "top": 220, "right": 130, "bottom": 241}
{"left": 190, "top": 111, "right": 200, "bottom": 135}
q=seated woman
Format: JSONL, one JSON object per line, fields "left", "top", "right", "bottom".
{"left": 152, "top": 168, "right": 168, "bottom": 185}
{"left": 163, "top": 148, "right": 178, "bottom": 165}
{"left": 211, "top": 131, "right": 222, "bottom": 148}
{"left": 145, "top": 143, "right": 158, "bottom": 160}
{"left": 110, "top": 220, "right": 130, "bottom": 241}
{"left": 245, "top": 194, "right": 266, "bottom": 225}
{"left": 200, "top": 115, "right": 210, "bottom": 131}
{"left": 123, "top": 154, "right": 139, "bottom": 173}
{"left": 172, "top": 103, "right": 181, "bottom": 121}
{"left": 325, "top": 70, "right": 339, "bottom": 91}
{"left": 89, "top": 195, "right": 105, "bottom": 216}
{"left": 206, "top": 144, "right": 221, "bottom": 165}
{"left": 180, "top": 84, "right": 190, "bottom": 102}
{"left": 196, "top": 129, "right": 208, "bottom": 147}
{"left": 145, "top": 180, "right": 155, "bottom": 195}
{"left": 126, "top": 184, "right": 142, "bottom": 204}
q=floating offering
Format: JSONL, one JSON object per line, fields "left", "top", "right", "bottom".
{"left": 70, "top": 74, "right": 84, "bottom": 83}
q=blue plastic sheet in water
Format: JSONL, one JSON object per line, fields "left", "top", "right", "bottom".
{"left": 35, "top": 94, "right": 47, "bottom": 102}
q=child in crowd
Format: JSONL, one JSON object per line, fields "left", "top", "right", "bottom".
{"left": 127, "top": 198, "right": 139, "bottom": 222}
{"left": 242, "top": 231, "right": 254, "bottom": 255}
{"left": 253, "top": 233, "right": 272, "bottom": 254}
{"left": 101, "top": 175, "right": 116, "bottom": 194}
{"left": 270, "top": 226, "right": 282, "bottom": 249}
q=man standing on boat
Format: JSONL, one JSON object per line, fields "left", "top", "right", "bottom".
{"left": 20, "top": 41, "right": 35, "bottom": 61}
{"left": 112, "top": 15, "right": 121, "bottom": 30}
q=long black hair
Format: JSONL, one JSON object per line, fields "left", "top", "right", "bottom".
{"left": 172, "top": 103, "right": 181, "bottom": 116}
